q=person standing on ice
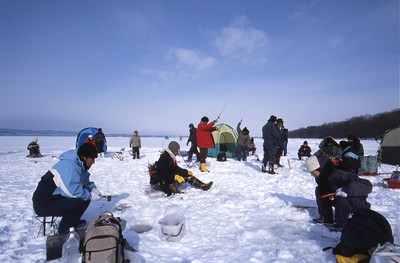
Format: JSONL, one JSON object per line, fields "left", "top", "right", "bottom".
{"left": 150, "top": 141, "right": 213, "bottom": 196}
{"left": 275, "top": 118, "right": 285, "bottom": 168}
{"left": 186, "top": 123, "right": 200, "bottom": 162}
{"left": 32, "top": 143, "right": 102, "bottom": 234}
{"left": 93, "top": 128, "right": 106, "bottom": 157}
{"left": 305, "top": 155, "right": 372, "bottom": 231}
{"left": 129, "top": 130, "right": 141, "bottom": 159}
{"left": 261, "top": 115, "right": 280, "bottom": 174}
{"left": 236, "top": 120, "right": 250, "bottom": 161}
{"left": 197, "top": 116, "right": 218, "bottom": 172}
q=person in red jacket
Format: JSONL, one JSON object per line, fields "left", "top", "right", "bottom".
{"left": 197, "top": 116, "right": 218, "bottom": 172}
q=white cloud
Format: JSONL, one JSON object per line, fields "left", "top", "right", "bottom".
{"left": 213, "top": 16, "right": 268, "bottom": 64}
{"left": 167, "top": 48, "right": 217, "bottom": 70}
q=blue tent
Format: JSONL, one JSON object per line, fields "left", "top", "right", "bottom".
{"left": 75, "top": 127, "right": 107, "bottom": 153}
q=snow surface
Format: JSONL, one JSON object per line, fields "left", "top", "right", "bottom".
{"left": 0, "top": 136, "right": 399, "bottom": 263}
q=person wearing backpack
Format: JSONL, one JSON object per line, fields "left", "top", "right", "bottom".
{"left": 32, "top": 143, "right": 102, "bottom": 234}
{"left": 306, "top": 155, "right": 372, "bottom": 231}
{"left": 150, "top": 141, "right": 213, "bottom": 196}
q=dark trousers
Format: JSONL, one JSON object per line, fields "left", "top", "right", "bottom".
{"left": 34, "top": 195, "right": 90, "bottom": 234}
{"left": 334, "top": 196, "right": 370, "bottom": 227}
{"left": 132, "top": 147, "right": 140, "bottom": 159}
{"left": 315, "top": 187, "right": 334, "bottom": 222}
{"left": 262, "top": 145, "right": 277, "bottom": 165}
{"left": 188, "top": 145, "right": 200, "bottom": 161}
{"left": 199, "top": 148, "right": 208, "bottom": 163}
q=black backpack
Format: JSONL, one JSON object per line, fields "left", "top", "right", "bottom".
{"left": 332, "top": 208, "right": 393, "bottom": 259}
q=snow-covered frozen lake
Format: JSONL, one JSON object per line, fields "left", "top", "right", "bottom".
{"left": 0, "top": 136, "right": 398, "bottom": 262}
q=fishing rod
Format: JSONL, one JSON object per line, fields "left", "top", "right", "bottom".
{"left": 217, "top": 94, "right": 233, "bottom": 119}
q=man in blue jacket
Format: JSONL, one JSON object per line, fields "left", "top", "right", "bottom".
{"left": 32, "top": 143, "right": 102, "bottom": 234}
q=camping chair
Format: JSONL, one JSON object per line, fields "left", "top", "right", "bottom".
{"left": 115, "top": 147, "right": 125, "bottom": 161}
{"left": 181, "top": 155, "right": 198, "bottom": 169}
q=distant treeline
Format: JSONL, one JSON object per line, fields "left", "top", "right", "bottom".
{"left": 289, "top": 108, "right": 400, "bottom": 139}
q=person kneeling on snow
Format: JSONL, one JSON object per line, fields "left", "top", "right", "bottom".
{"left": 32, "top": 143, "right": 102, "bottom": 234}
{"left": 150, "top": 141, "right": 213, "bottom": 196}
{"left": 305, "top": 155, "right": 372, "bottom": 231}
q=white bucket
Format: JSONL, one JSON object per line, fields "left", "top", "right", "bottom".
{"left": 158, "top": 213, "right": 186, "bottom": 242}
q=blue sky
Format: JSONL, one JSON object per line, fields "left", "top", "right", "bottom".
{"left": 0, "top": 0, "right": 398, "bottom": 137}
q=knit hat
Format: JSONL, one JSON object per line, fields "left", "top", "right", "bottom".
{"left": 277, "top": 118, "right": 283, "bottom": 124}
{"left": 243, "top": 127, "right": 249, "bottom": 135}
{"left": 201, "top": 116, "right": 209, "bottom": 123}
{"left": 303, "top": 141, "right": 308, "bottom": 145}
{"left": 134, "top": 130, "right": 138, "bottom": 134}
{"left": 305, "top": 156, "right": 320, "bottom": 172}
{"left": 78, "top": 143, "right": 98, "bottom": 158}
{"left": 189, "top": 123, "right": 194, "bottom": 128}
{"left": 168, "top": 141, "right": 180, "bottom": 153}
{"left": 268, "top": 115, "right": 277, "bottom": 122}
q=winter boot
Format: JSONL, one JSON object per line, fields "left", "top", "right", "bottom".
{"left": 261, "top": 164, "right": 267, "bottom": 173}
{"left": 200, "top": 162, "right": 209, "bottom": 172}
{"left": 268, "top": 163, "right": 275, "bottom": 174}
{"left": 188, "top": 178, "right": 213, "bottom": 191}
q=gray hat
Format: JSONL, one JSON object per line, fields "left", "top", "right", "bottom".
{"left": 305, "top": 156, "right": 320, "bottom": 172}
{"left": 168, "top": 141, "right": 180, "bottom": 153}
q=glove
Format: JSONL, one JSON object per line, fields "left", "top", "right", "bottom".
{"left": 187, "top": 170, "right": 193, "bottom": 176}
{"left": 214, "top": 117, "right": 219, "bottom": 123}
{"left": 174, "top": 174, "right": 185, "bottom": 184}
{"left": 335, "top": 188, "right": 348, "bottom": 197}
{"left": 90, "top": 191, "right": 101, "bottom": 201}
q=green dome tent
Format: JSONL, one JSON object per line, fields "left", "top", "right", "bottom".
{"left": 207, "top": 123, "right": 238, "bottom": 158}
{"left": 377, "top": 126, "right": 400, "bottom": 166}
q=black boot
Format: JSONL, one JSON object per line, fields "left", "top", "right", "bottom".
{"left": 188, "top": 178, "right": 213, "bottom": 191}
{"left": 261, "top": 163, "right": 267, "bottom": 173}
{"left": 268, "top": 163, "right": 275, "bottom": 174}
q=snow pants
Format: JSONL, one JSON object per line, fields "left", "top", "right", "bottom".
{"left": 199, "top": 148, "right": 208, "bottom": 163}
{"left": 236, "top": 145, "right": 247, "bottom": 161}
{"left": 262, "top": 144, "right": 277, "bottom": 166}
{"left": 34, "top": 195, "right": 90, "bottom": 234}
{"left": 188, "top": 144, "right": 200, "bottom": 161}
{"left": 315, "top": 187, "right": 334, "bottom": 222}
{"left": 334, "top": 196, "right": 371, "bottom": 227}
{"left": 132, "top": 146, "right": 140, "bottom": 159}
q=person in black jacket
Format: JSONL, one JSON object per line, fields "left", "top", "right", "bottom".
{"left": 298, "top": 141, "right": 311, "bottom": 160}
{"left": 306, "top": 155, "right": 372, "bottom": 231}
{"left": 150, "top": 141, "right": 213, "bottom": 196}
{"left": 27, "top": 138, "right": 43, "bottom": 158}
{"left": 93, "top": 128, "right": 106, "bottom": 157}
{"left": 186, "top": 123, "right": 200, "bottom": 162}
{"left": 261, "top": 115, "right": 280, "bottom": 174}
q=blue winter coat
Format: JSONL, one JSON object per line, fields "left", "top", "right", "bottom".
{"left": 34, "top": 149, "right": 96, "bottom": 202}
